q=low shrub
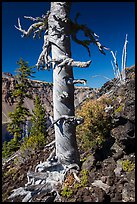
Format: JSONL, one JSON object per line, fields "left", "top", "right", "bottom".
{"left": 121, "top": 159, "right": 135, "bottom": 172}
{"left": 61, "top": 186, "right": 73, "bottom": 198}
{"left": 76, "top": 96, "right": 113, "bottom": 151}
{"left": 114, "top": 104, "right": 123, "bottom": 113}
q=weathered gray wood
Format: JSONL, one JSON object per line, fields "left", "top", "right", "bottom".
{"left": 48, "top": 2, "right": 81, "bottom": 165}
{"left": 27, "top": 171, "right": 48, "bottom": 180}
{"left": 12, "top": 2, "right": 109, "bottom": 202}
{"left": 8, "top": 187, "right": 29, "bottom": 200}
{"left": 121, "top": 34, "right": 128, "bottom": 81}
{"left": 111, "top": 34, "right": 128, "bottom": 83}
{"left": 14, "top": 2, "right": 93, "bottom": 167}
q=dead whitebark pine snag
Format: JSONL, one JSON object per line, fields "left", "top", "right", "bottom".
{"left": 9, "top": 2, "right": 107, "bottom": 201}
{"left": 111, "top": 34, "right": 128, "bottom": 83}
{"left": 121, "top": 34, "right": 128, "bottom": 81}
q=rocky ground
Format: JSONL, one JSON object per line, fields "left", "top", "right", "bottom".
{"left": 2, "top": 66, "right": 135, "bottom": 202}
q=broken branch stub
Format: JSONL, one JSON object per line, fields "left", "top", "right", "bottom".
{"left": 49, "top": 57, "right": 91, "bottom": 69}
{"left": 67, "top": 78, "right": 87, "bottom": 85}
{"left": 51, "top": 115, "right": 84, "bottom": 127}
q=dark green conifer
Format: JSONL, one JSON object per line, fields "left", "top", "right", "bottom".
{"left": 3, "top": 58, "right": 35, "bottom": 157}
{"left": 20, "top": 95, "right": 47, "bottom": 153}
{"left": 29, "top": 94, "right": 47, "bottom": 149}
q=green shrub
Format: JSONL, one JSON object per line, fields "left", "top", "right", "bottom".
{"left": 61, "top": 186, "right": 73, "bottom": 198}
{"left": 76, "top": 96, "right": 112, "bottom": 151}
{"left": 80, "top": 169, "right": 89, "bottom": 186}
{"left": 74, "top": 169, "right": 89, "bottom": 189}
{"left": 114, "top": 104, "right": 123, "bottom": 113}
{"left": 121, "top": 160, "right": 135, "bottom": 172}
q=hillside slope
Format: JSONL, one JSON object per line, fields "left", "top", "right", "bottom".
{"left": 2, "top": 73, "right": 98, "bottom": 142}
{"left": 2, "top": 73, "right": 99, "bottom": 123}
{"left": 2, "top": 65, "right": 135, "bottom": 202}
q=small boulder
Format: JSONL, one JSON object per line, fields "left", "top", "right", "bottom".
{"left": 81, "top": 155, "right": 95, "bottom": 171}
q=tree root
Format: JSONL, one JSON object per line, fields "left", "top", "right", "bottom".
{"left": 45, "top": 140, "right": 55, "bottom": 149}
{"left": 72, "top": 171, "right": 81, "bottom": 183}
{"left": 47, "top": 148, "right": 56, "bottom": 161}
{"left": 8, "top": 158, "right": 80, "bottom": 202}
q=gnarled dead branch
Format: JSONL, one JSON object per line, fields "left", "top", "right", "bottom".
{"left": 70, "top": 14, "right": 109, "bottom": 56}
{"left": 50, "top": 57, "right": 91, "bottom": 68}
{"left": 67, "top": 78, "right": 87, "bottom": 85}
{"left": 14, "top": 12, "right": 50, "bottom": 38}
{"left": 36, "top": 32, "right": 51, "bottom": 70}
{"left": 51, "top": 115, "right": 84, "bottom": 127}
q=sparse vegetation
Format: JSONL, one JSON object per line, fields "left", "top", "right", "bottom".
{"left": 80, "top": 169, "right": 89, "bottom": 186}
{"left": 114, "top": 104, "right": 124, "bottom": 113}
{"left": 61, "top": 186, "right": 73, "bottom": 198}
{"left": 60, "top": 168, "right": 89, "bottom": 199}
{"left": 74, "top": 169, "right": 89, "bottom": 189}
{"left": 3, "top": 166, "right": 18, "bottom": 178}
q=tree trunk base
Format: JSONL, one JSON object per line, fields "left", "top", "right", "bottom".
{"left": 8, "top": 157, "right": 80, "bottom": 202}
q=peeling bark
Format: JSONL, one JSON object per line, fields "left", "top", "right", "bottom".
{"left": 48, "top": 2, "right": 81, "bottom": 165}
{"left": 11, "top": 2, "right": 108, "bottom": 202}
{"left": 14, "top": 2, "right": 88, "bottom": 166}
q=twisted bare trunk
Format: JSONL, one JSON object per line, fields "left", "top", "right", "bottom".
{"left": 48, "top": 2, "right": 80, "bottom": 165}
{"left": 9, "top": 2, "right": 109, "bottom": 201}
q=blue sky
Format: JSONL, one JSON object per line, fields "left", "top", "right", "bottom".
{"left": 2, "top": 2, "right": 135, "bottom": 88}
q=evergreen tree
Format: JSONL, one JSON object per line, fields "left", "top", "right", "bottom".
{"left": 3, "top": 58, "right": 35, "bottom": 157}
{"left": 13, "top": 58, "right": 35, "bottom": 101}
{"left": 21, "top": 95, "right": 47, "bottom": 152}
{"left": 31, "top": 95, "right": 47, "bottom": 136}
{"left": 30, "top": 94, "right": 47, "bottom": 147}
